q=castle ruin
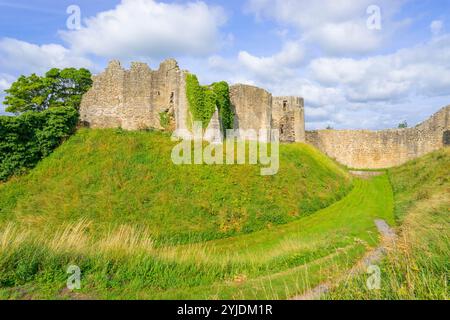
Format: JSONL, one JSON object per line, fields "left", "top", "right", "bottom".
{"left": 306, "top": 106, "right": 450, "bottom": 169}
{"left": 80, "top": 59, "right": 305, "bottom": 143}
{"left": 80, "top": 59, "right": 449, "bottom": 169}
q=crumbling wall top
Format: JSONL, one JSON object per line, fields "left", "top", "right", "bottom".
{"left": 105, "top": 60, "right": 124, "bottom": 73}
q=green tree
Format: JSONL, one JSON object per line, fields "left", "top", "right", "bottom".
{"left": 398, "top": 121, "right": 408, "bottom": 129}
{"left": 0, "top": 106, "right": 79, "bottom": 180}
{"left": 3, "top": 68, "right": 92, "bottom": 113}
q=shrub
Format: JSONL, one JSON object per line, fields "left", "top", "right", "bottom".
{"left": 0, "top": 106, "right": 79, "bottom": 180}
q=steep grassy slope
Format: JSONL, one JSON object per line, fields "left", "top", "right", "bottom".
{"left": 327, "top": 148, "right": 450, "bottom": 300}
{"left": 0, "top": 128, "right": 400, "bottom": 299}
{"left": 0, "top": 175, "right": 393, "bottom": 300}
{"left": 0, "top": 128, "right": 352, "bottom": 245}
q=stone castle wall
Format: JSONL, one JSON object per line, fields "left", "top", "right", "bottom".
{"left": 272, "top": 97, "right": 305, "bottom": 143}
{"left": 229, "top": 84, "right": 272, "bottom": 135}
{"left": 81, "top": 60, "right": 306, "bottom": 143}
{"left": 80, "top": 59, "right": 190, "bottom": 133}
{"left": 80, "top": 58, "right": 449, "bottom": 169}
{"left": 306, "top": 106, "right": 450, "bottom": 169}
{"left": 229, "top": 85, "right": 305, "bottom": 142}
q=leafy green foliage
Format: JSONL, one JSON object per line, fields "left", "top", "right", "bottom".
{"left": 186, "top": 73, "right": 214, "bottom": 128}
{"left": 398, "top": 121, "right": 408, "bottom": 128}
{"left": 0, "top": 106, "right": 79, "bottom": 180}
{"left": 212, "top": 81, "right": 234, "bottom": 130}
{"left": 3, "top": 68, "right": 92, "bottom": 113}
{"left": 186, "top": 74, "right": 234, "bottom": 129}
{"left": 159, "top": 111, "right": 170, "bottom": 130}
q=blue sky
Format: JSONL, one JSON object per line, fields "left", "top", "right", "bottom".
{"left": 1, "top": 0, "right": 449, "bottom": 129}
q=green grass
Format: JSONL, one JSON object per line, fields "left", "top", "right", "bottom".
{"left": 0, "top": 128, "right": 352, "bottom": 245}
{"left": 326, "top": 148, "right": 450, "bottom": 300}
{"left": 0, "top": 128, "right": 400, "bottom": 299}
{"left": 0, "top": 175, "right": 393, "bottom": 299}
{"left": 2, "top": 129, "right": 444, "bottom": 300}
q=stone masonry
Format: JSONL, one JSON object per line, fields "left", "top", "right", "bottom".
{"left": 306, "top": 106, "right": 450, "bottom": 169}
{"left": 228, "top": 85, "right": 305, "bottom": 142}
{"left": 272, "top": 96, "right": 305, "bottom": 143}
{"left": 80, "top": 59, "right": 305, "bottom": 143}
{"left": 80, "top": 59, "right": 190, "bottom": 136}
{"left": 80, "top": 59, "right": 449, "bottom": 169}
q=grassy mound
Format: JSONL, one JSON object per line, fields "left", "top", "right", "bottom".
{"left": 327, "top": 148, "right": 450, "bottom": 300}
{"left": 3, "top": 128, "right": 402, "bottom": 299}
{"left": 0, "top": 128, "right": 352, "bottom": 245}
{"left": 0, "top": 174, "right": 393, "bottom": 300}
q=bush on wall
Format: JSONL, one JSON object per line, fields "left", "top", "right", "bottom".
{"left": 186, "top": 73, "right": 234, "bottom": 130}
{"left": 0, "top": 106, "right": 79, "bottom": 181}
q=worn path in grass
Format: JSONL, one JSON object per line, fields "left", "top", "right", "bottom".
{"left": 123, "top": 174, "right": 395, "bottom": 300}
{"left": 0, "top": 168, "right": 395, "bottom": 300}
{"left": 291, "top": 219, "right": 397, "bottom": 300}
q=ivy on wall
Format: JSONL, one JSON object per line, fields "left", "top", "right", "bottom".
{"left": 186, "top": 73, "right": 234, "bottom": 130}
{"left": 212, "top": 81, "right": 234, "bottom": 130}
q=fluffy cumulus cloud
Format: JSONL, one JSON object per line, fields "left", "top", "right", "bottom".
{"left": 308, "top": 35, "right": 450, "bottom": 102}
{"left": 0, "top": 38, "right": 93, "bottom": 113}
{"left": 195, "top": 0, "right": 447, "bottom": 129}
{"left": 0, "top": 38, "right": 93, "bottom": 75}
{"left": 205, "top": 30, "right": 450, "bottom": 130}
{"left": 237, "top": 41, "right": 304, "bottom": 82}
{"left": 61, "top": 0, "right": 227, "bottom": 59}
{"left": 207, "top": 41, "right": 304, "bottom": 86}
{"left": 0, "top": 0, "right": 227, "bottom": 112}
{"left": 303, "top": 33, "right": 450, "bottom": 128}
{"left": 245, "top": 0, "right": 406, "bottom": 55}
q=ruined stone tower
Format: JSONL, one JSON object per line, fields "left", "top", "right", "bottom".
{"left": 79, "top": 59, "right": 449, "bottom": 169}
{"left": 79, "top": 59, "right": 191, "bottom": 136}
{"left": 80, "top": 59, "right": 306, "bottom": 143}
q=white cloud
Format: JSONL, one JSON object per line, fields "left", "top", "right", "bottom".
{"left": 237, "top": 41, "right": 304, "bottom": 82}
{"left": 430, "top": 20, "right": 444, "bottom": 36}
{"left": 247, "top": 0, "right": 370, "bottom": 28}
{"left": 245, "top": 0, "right": 407, "bottom": 55}
{"left": 306, "top": 20, "right": 381, "bottom": 55}
{"left": 0, "top": 38, "right": 93, "bottom": 75}
{"left": 202, "top": 30, "right": 450, "bottom": 130}
{"left": 61, "top": 0, "right": 227, "bottom": 59}
{"left": 308, "top": 35, "right": 450, "bottom": 102}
